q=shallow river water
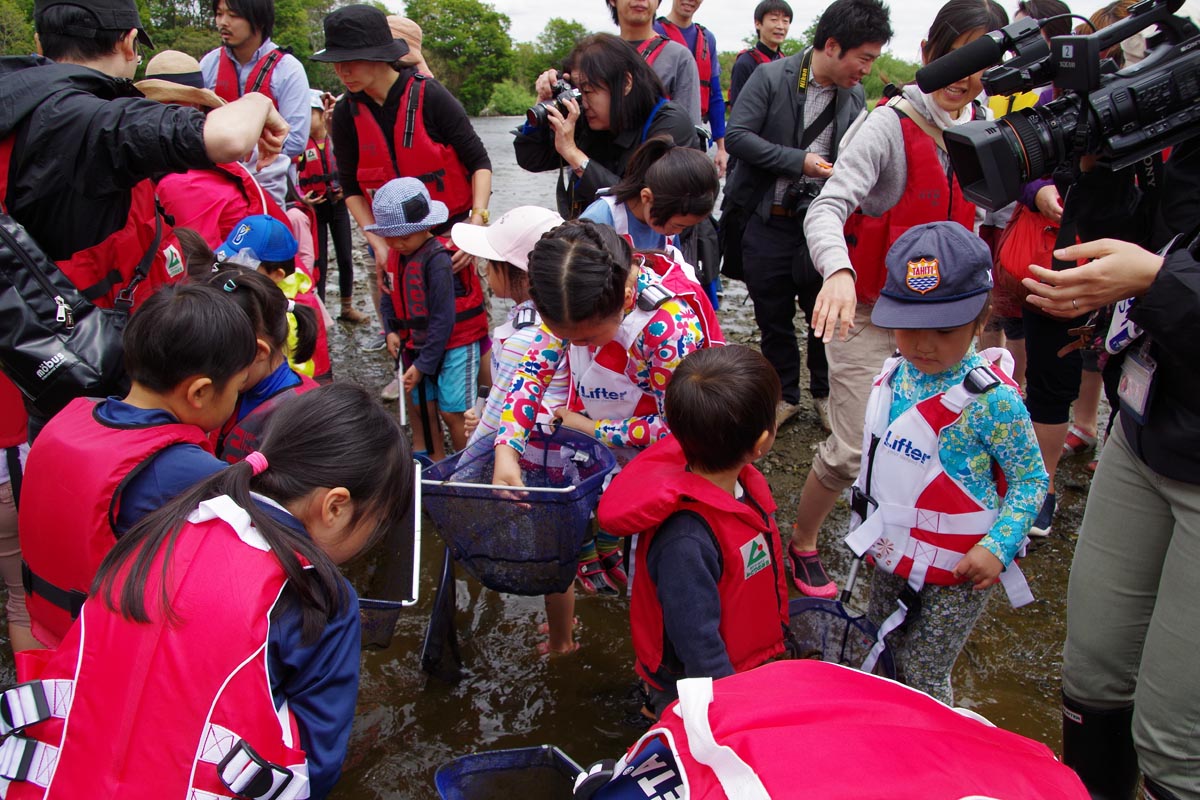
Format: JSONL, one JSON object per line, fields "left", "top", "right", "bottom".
{"left": 0, "top": 116, "right": 1101, "bottom": 799}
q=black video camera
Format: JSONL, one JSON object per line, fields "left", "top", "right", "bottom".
{"left": 918, "top": 0, "right": 1200, "bottom": 210}
{"left": 526, "top": 79, "right": 583, "bottom": 127}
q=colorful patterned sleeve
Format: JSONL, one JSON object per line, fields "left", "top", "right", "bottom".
{"left": 967, "top": 385, "right": 1050, "bottom": 565}
{"left": 590, "top": 299, "right": 706, "bottom": 449}
{"left": 492, "top": 325, "right": 568, "bottom": 455}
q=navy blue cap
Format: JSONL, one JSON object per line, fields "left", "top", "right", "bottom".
{"left": 870, "top": 222, "right": 993, "bottom": 330}
{"left": 215, "top": 215, "right": 298, "bottom": 265}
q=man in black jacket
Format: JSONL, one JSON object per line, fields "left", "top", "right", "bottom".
{"left": 725, "top": 0, "right": 890, "bottom": 598}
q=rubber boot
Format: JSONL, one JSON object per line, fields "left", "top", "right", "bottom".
{"left": 1061, "top": 693, "right": 1140, "bottom": 799}
{"left": 1144, "top": 777, "right": 1183, "bottom": 800}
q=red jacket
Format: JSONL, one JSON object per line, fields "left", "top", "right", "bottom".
{"left": 387, "top": 237, "right": 486, "bottom": 353}
{"left": 598, "top": 435, "right": 789, "bottom": 686}
{"left": 846, "top": 113, "right": 976, "bottom": 304}
{"left": 18, "top": 398, "right": 210, "bottom": 647}
{"left": 350, "top": 75, "right": 473, "bottom": 216}
{"left": 156, "top": 162, "right": 288, "bottom": 249}
{"left": 6, "top": 495, "right": 309, "bottom": 799}
{"left": 213, "top": 47, "right": 285, "bottom": 105}
{"left": 1, "top": 137, "right": 180, "bottom": 310}
{"left": 594, "top": 661, "right": 1089, "bottom": 799}
{"left": 657, "top": 18, "right": 714, "bottom": 116}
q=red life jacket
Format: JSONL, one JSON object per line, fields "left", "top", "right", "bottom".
{"left": 845, "top": 109, "right": 976, "bottom": 305}
{"left": 590, "top": 661, "right": 1089, "bottom": 799}
{"left": 386, "top": 237, "right": 486, "bottom": 353}
{"left": 214, "top": 372, "right": 319, "bottom": 463}
{"left": 350, "top": 76, "right": 473, "bottom": 217}
{"left": 3, "top": 495, "right": 310, "bottom": 799}
{"left": 17, "top": 398, "right": 211, "bottom": 647}
{"left": 156, "top": 162, "right": 287, "bottom": 249}
{"left": 295, "top": 137, "right": 338, "bottom": 198}
{"left": 213, "top": 46, "right": 285, "bottom": 105}
{"left": 636, "top": 35, "right": 671, "bottom": 67}
{"left": 656, "top": 19, "right": 714, "bottom": 117}
{"left": 598, "top": 435, "right": 788, "bottom": 686}
{"left": 0, "top": 138, "right": 181, "bottom": 311}
{"left": 566, "top": 253, "right": 723, "bottom": 422}
{"left": 0, "top": 375, "right": 28, "bottom": 449}
{"left": 739, "top": 46, "right": 776, "bottom": 65}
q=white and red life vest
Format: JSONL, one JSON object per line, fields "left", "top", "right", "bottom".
{"left": 598, "top": 435, "right": 788, "bottom": 686}
{"left": 17, "top": 398, "right": 212, "bottom": 648}
{"left": 0, "top": 138, "right": 181, "bottom": 311}
{"left": 582, "top": 661, "right": 1088, "bottom": 799}
{"left": 214, "top": 373, "right": 318, "bottom": 464}
{"left": 157, "top": 161, "right": 288, "bottom": 250}
{"left": 567, "top": 254, "right": 722, "bottom": 425}
{"left": 295, "top": 137, "right": 337, "bottom": 198}
{"left": 656, "top": 19, "right": 714, "bottom": 117}
{"left": 844, "top": 351, "right": 1034, "bottom": 671}
{"left": 213, "top": 47, "right": 286, "bottom": 105}
{"left": 0, "top": 495, "right": 310, "bottom": 799}
{"left": 386, "top": 238, "right": 486, "bottom": 353}
{"left": 350, "top": 76, "right": 473, "bottom": 217}
{"left": 845, "top": 108, "right": 976, "bottom": 305}
{"left": 596, "top": 195, "right": 682, "bottom": 257}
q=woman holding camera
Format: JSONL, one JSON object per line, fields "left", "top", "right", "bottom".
{"left": 513, "top": 33, "right": 699, "bottom": 219}
{"left": 315, "top": 4, "right": 492, "bottom": 282}
{"left": 1024, "top": 135, "right": 1200, "bottom": 800}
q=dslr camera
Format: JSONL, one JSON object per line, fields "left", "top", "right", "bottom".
{"left": 780, "top": 179, "right": 822, "bottom": 214}
{"left": 526, "top": 79, "right": 583, "bottom": 127}
{"left": 919, "top": 0, "right": 1200, "bottom": 209}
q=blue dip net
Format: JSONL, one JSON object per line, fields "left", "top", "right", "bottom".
{"left": 788, "top": 596, "right": 897, "bottom": 679}
{"left": 422, "top": 426, "right": 616, "bottom": 596}
{"left": 435, "top": 745, "right": 582, "bottom": 800}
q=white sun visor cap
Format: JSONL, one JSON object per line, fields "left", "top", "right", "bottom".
{"left": 450, "top": 206, "right": 564, "bottom": 271}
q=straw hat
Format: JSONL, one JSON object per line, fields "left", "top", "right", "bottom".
{"left": 136, "top": 50, "right": 225, "bottom": 109}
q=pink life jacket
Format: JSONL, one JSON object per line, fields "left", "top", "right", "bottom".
{"left": 18, "top": 398, "right": 211, "bottom": 647}
{"left": 567, "top": 254, "right": 723, "bottom": 424}
{"left": 586, "top": 660, "right": 1089, "bottom": 799}
{"left": 156, "top": 162, "right": 288, "bottom": 249}
{"left": 1, "top": 495, "right": 311, "bottom": 799}
{"left": 213, "top": 47, "right": 285, "bottom": 105}
{"left": 843, "top": 349, "right": 1035, "bottom": 671}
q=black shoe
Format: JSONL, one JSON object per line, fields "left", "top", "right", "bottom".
{"left": 1062, "top": 694, "right": 1139, "bottom": 799}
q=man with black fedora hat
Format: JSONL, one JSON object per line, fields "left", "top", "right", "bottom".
{"left": 0, "top": 0, "right": 288, "bottom": 426}
{"left": 318, "top": 3, "right": 492, "bottom": 334}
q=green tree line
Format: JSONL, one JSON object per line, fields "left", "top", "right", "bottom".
{"left": 0, "top": 0, "right": 917, "bottom": 115}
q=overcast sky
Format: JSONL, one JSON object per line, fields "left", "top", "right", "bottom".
{"left": 395, "top": 0, "right": 1117, "bottom": 66}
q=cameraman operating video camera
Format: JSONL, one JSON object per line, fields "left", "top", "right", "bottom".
{"left": 1024, "top": 133, "right": 1200, "bottom": 800}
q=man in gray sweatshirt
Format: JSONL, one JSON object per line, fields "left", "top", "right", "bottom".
{"left": 725, "top": 0, "right": 892, "bottom": 598}
{"left": 607, "top": 0, "right": 702, "bottom": 125}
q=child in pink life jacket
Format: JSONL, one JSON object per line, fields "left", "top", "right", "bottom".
{"left": 845, "top": 222, "right": 1047, "bottom": 704}
{"left": 493, "top": 220, "right": 722, "bottom": 596}
{"left": 205, "top": 267, "right": 320, "bottom": 463}
{"left": 3, "top": 384, "right": 413, "bottom": 799}
{"left": 216, "top": 214, "right": 333, "bottom": 383}
{"left": 369, "top": 177, "right": 487, "bottom": 459}
{"left": 18, "top": 285, "right": 257, "bottom": 647}
{"left": 598, "top": 346, "right": 789, "bottom": 716}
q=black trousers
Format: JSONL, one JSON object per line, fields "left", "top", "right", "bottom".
{"left": 313, "top": 198, "right": 355, "bottom": 302}
{"left": 741, "top": 213, "right": 829, "bottom": 405}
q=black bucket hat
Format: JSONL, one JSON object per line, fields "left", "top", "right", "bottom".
{"left": 35, "top": 0, "right": 153, "bottom": 48}
{"left": 312, "top": 5, "right": 410, "bottom": 63}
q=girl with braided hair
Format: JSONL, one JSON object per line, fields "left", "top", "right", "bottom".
{"left": 491, "top": 219, "right": 719, "bottom": 600}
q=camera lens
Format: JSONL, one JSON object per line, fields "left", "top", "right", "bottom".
{"left": 525, "top": 102, "right": 549, "bottom": 127}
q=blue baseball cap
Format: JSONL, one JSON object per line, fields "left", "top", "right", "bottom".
{"left": 215, "top": 215, "right": 298, "bottom": 266}
{"left": 365, "top": 177, "right": 448, "bottom": 237}
{"left": 870, "top": 222, "right": 994, "bottom": 330}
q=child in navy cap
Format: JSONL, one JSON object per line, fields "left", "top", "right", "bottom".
{"left": 843, "top": 221, "right": 1048, "bottom": 704}
{"left": 368, "top": 177, "right": 487, "bottom": 458}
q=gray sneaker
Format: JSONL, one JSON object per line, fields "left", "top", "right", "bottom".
{"left": 362, "top": 332, "right": 387, "bottom": 352}
{"left": 813, "top": 396, "right": 832, "bottom": 432}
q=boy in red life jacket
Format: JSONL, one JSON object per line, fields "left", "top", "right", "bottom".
{"left": 845, "top": 222, "right": 1047, "bottom": 704}
{"left": 17, "top": 285, "right": 257, "bottom": 647}
{"left": 217, "top": 214, "right": 334, "bottom": 383}
{"left": 598, "top": 345, "right": 790, "bottom": 717}
{"left": 369, "top": 178, "right": 486, "bottom": 459}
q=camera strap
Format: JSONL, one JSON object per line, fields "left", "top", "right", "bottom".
{"left": 799, "top": 101, "right": 836, "bottom": 150}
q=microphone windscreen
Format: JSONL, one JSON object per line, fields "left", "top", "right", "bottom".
{"left": 915, "top": 34, "right": 1006, "bottom": 93}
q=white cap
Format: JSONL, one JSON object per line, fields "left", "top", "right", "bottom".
{"left": 450, "top": 206, "right": 564, "bottom": 271}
